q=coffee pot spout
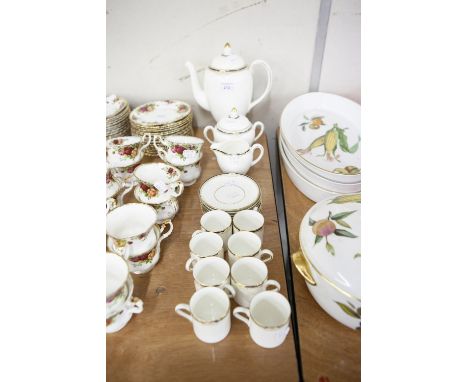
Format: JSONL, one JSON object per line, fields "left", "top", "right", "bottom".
{"left": 185, "top": 61, "right": 210, "bottom": 111}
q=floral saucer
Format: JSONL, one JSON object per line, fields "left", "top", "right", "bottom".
{"left": 130, "top": 100, "right": 191, "bottom": 125}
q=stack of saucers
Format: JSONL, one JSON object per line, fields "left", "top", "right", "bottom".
{"left": 130, "top": 100, "right": 194, "bottom": 157}
{"left": 106, "top": 95, "right": 131, "bottom": 139}
{"left": 199, "top": 173, "right": 262, "bottom": 216}
{"left": 279, "top": 92, "right": 361, "bottom": 202}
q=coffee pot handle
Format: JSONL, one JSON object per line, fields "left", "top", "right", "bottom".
{"left": 203, "top": 125, "right": 215, "bottom": 144}
{"left": 248, "top": 60, "right": 272, "bottom": 112}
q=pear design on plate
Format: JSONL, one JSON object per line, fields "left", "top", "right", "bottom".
{"left": 309, "top": 210, "right": 358, "bottom": 256}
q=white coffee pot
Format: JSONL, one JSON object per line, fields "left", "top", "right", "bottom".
{"left": 185, "top": 43, "right": 272, "bottom": 121}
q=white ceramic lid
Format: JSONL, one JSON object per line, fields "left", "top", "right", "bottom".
{"left": 209, "top": 43, "right": 246, "bottom": 71}
{"left": 199, "top": 174, "right": 260, "bottom": 212}
{"left": 299, "top": 193, "right": 361, "bottom": 299}
{"left": 217, "top": 108, "right": 251, "bottom": 133}
{"left": 280, "top": 92, "right": 361, "bottom": 179}
{"left": 130, "top": 100, "right": 191, "bottom": 125}
{"left": 106, "top": 94, "right": 126, "bottom": 118}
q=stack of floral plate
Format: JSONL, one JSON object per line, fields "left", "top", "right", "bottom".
{"left": 199, "top": 173, "right": 262, "bottom": 216}
{"left": 279, "top": 92, "right": 361, "bottom": 202}
{"left": 130, "top": 100, "right": 194, "bottom": 157}
{"left": 106, "top": 95, "right": 131, "bottom": 139}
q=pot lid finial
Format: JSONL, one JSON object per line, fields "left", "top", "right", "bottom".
{"left": 210, "top": 43, "right": 246, "bottom": 71}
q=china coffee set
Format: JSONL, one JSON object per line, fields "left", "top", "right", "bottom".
{"left": 176, "top": 208, "right": 291, "bottom": 348}
{"left": 106, "top": 42, "right": 359, "bottom": 342}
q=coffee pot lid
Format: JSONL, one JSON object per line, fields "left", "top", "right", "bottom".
{"left": 209, "top": 43, "right": 246, "bottom": 72}
{"left": 217, "top": 108, "right": 251, "bottom": 133}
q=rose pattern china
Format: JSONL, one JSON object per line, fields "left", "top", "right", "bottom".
{"left": 130, "top": 100, "right": 191, "bottom": 125}
{"left": 155, "top": 135, "right": 204, "bottom": 166}
{"left": 106, "top": 134, "right": 152, "bottom": 167}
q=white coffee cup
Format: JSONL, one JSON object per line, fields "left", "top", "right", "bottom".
{"left": 233, "top": 291, "right": 291, "bottom": 348}
{"left": 192, "top": 210, "right": 232, "bottom": 251}
{"left": 186, "top": 257, "right": 235, "bottom": 298}
{"left": 230, "top": 257, "right": 280, "bottom": 307}
{"left": 233, "top": 209, "right": 265, "bottom": 243}
{"left": 188, "top": 231, "right": 224, "bottom": 262}
{"left": 175, "top": 287, "right": 231, "bottom": 344}
{"left": 227, "top": 231, "right": 273, "bottom": 266}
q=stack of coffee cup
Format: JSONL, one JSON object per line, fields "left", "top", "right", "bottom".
{"left": 106, "top": 252, "right": 143, "bottom": 333}
{"left": 154, "top": 135, "right": 204, "bottom": 187}
{"left": 175, "top": 209, "right": 292, "bottom": 348}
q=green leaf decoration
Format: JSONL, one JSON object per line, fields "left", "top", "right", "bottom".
{"left": 335, "top": 301, "right": 360, "bottom": 319}
{"left": 330, "top": 210, "right": 356, "bottom": 220}
{"left": 314, "top": 235, "right": 323, "bottom": 245}
{"left": 328, "top": 194, "right": 361, "bottom": 204}
{"left": 354, "top": 253, "right": 361, "bottom": 259}
{"left": 336, "top": 219, "right": 351, "bottom": 228}
{"left": 334, "top": 229, "right": 358, "bottom": 238}
{"left": 337, "top": 127, "right": 360, "bottom": 154}
{"left": 325, "top": 241, "right": 335, "bottom": 255}
{"left": 308, "top": 217, "right": 316, "bottom": 226}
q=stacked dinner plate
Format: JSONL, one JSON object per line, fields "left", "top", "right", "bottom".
{"left": 106, "top": 95, "right": 131, "bottom": 139}
{"left": 130, "top": 100, "right": 194, "bottom": 157}
{"left": 199, "top": 173, "right": 262, "bottom": 216}
{"left": 279, "top": 92, "right": 361, "bottom": 202}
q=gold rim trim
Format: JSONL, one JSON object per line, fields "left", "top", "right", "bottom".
{"left": 191, "top": 306, "right": 230, "bottom": 324}
{"left": 208, "top": 65, "right": 248, "bottom": 73}
{"left": 231, "top": 274, "right": 265, "bottom": 288}
{"left": 232, "top": 221, "right": 263, "bottom": 233}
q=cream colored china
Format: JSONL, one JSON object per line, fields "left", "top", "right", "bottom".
{"left": 151, "top": 198, "right": 179, "bottom": 224}
{"left": 280, "top": 92, "right": 361, "bottom": 184}
{"left": 199, "top": 173, "right": 261, "bottom": 214}
{"left": 233, "top": 209, "right": 264, "bottom": 243}
{"left": 130, "top": 100, "right": 191, "bottom": 125}
{"left": 230, "top": 257, "right": 280, "bottom": 307}
{"left": 133, "top": 162, "right": 184, "bottom": 204}
{"left": 192, "top": 210, "right": 232, "bottom": 251}
{"left": 203, "top": 108, "right": 264, "bottom": 145}
{"left": 227, "top": 231, "right": 273, "bottom": 266}
{"left": 106, "top": 94, "right": 126, "bottom": 118}
{"left": 293, "top": 193, "right": 361, "bottom": 330}
{"left": 175, "top": 287, "right": 231, "bottom": 343}
{"left": 106, "top": 252, "right": 129, "bottom": 303}
{"left": 211, "top": 140, "right": 264, "bottom": 175}
{"left": 187, "top": 257, "right": 235, "bottom": 298}
{"left": 106, "top": 169, "right": 133, "bottom": 211}
{"left": 186, "top": 43, "right": 272, "bottom": 121}
{"left": 233, "top": 291, "right": 291, "bottom": 348}
{"left": 155, "top": 135, "right": 204, "bottom": 166}
{"left": 109, "top": 160, "right": 141, "bottom": 185}
{"left": 106, "top": 134, "right": 151, "bottom": 167}
{"left": 187, "top": 231, "right": 224, "bottom": 263}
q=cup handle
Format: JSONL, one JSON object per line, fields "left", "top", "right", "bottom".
{"left": 248, "top": 59, "right": 272, "bottom": 112}
{"left": 125, "top": 297, "right": 143, "bottom": 314}
{"left": 140, "top": 133, "right": 152, "bottom": 152}
{"left": 191, "top": 229, "right": 205, "bottom": 237}
{"left": 185, "top": 257, "right": 197, "bottom": 272}
{"left": 155, "top": 220, "right": 173, "bottom": 248}
{"left": 264, "top": 279, "right": 281, "bottom": 292}
{"left": 203, "top": 126, "right": 215, "bottom": 144}
{"left": 221, "top": 284, "right": 236, "bottom": 298}
{"left": 250, "top": 143, "right": 264, "bottom": 167}
{"left": 112, "top": 240, "right": 130, "bottom": 260}
{"left": 259, "top": 249, "right": 273, "bottom": 263}
{"left": 170, "top": 181, "right": 184, "bottom": 197}
{"left": 117, "top": 181, "right": 133, "bottom": 206}
{"left": 252, "top": 121, "right": 265, "bottom": 142}
{"left": 175, "top": 303, "right": 193, "bottom": 322}
{"left": 233, "top": 307, "right": 250, "bottom": 326}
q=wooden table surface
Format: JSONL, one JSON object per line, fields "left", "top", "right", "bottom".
{"left": 279, "top": 136, "right": 361, "bottom": 382}
{"left": 107, "top": 131, "right": 298, "bottom": 382}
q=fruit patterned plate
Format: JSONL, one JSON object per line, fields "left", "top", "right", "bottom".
{"left": 130, "top": 100, "right": 191, "bottom": 125}
{"left": 300, "top": 192, "right": 361, "bottom": 296}
{"left": 280, "top": 92, "right": 361, "bottom": 183}
{"left": 199, "top": 174, "right": 261, "bottom": 213}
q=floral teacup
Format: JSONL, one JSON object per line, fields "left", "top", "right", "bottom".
{"left": 154, "top": 135, "right": 204, "bottom": 166}
{"left": 173, "top": 155, "right": 203, "bottom": 186}
{"left": 134, "top": 163, "right": 184, "bottom": 204}
{"left": 106, "top": 134, "right": 151, "bottom": 166}
{"left": 106, "top": 203, "right": 159, "bottom": 258}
